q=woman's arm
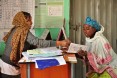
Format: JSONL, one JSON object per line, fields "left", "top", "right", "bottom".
{"left": 26, "top": 31, "right": 70, "bottom": 48}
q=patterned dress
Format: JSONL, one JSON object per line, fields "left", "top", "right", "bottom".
{"left": 85, "top": 26, "right": 117, "bottom": 78}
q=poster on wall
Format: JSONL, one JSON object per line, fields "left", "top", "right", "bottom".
{"left": 48, "top": 5, "right": 62, "bottom": 16}
{"left": 34, "top": 0, "right": 64, "bottom": 28}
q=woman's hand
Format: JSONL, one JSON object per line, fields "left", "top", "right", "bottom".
{"left": 56, "top": 39, "right": 71, "bottom": 48}
{"left": 62, "top": 39, "right": 71, "bottom": 47}
{"left": 78, "top": 49, "right": 87, "bottom": 57}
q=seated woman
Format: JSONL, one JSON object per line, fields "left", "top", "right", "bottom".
{"left": 0, "top": 11, "right": 71, "bottom": 78}
{"left": 78, "top": 17, "right": 117, "bottom": 78}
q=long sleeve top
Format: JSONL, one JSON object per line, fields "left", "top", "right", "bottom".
{"left": 1, "top": 28, "right": 56, "bottom": 67}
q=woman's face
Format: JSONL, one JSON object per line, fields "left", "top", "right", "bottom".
{"left": 26, "top": 16, "right": 32, "bottom": 28}
{"left": 83, "top": 24, "right": 96, "bottom": 38}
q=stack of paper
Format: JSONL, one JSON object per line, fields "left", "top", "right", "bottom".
{"left": 22, "top": 47, "right": 63, "bottom": 60}
{"left": 27, "top": 47, "right": 62, "bottom": 56}
{"left": 21, "top": 47, "right": 66, "bottom": 69}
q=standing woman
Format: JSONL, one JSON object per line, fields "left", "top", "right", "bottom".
{"left": 78, "top": 17, "right": 117, "bottom": 78}
{"left": 0, "top": 11, "right": 70, "bottom": 78}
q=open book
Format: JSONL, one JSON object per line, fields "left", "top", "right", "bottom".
{"left": 67, "top": 43, "right": 87, "bottom": 53}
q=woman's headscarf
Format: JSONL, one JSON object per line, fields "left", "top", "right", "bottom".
{"left": 85, "top": 16, "right": 101, "bottom": 31}
{"left": 3, "top": 11, "right": 31, "bottom": 64}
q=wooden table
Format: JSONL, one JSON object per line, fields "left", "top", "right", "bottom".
{"left": 19, "top": 53, "right": 77, "bottom": 78}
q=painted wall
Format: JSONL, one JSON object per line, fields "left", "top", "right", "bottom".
{"left": 34, "top": 0, "right": 70, "bottom": 40}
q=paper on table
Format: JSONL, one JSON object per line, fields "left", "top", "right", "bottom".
{"left": 67, "top": 43, "right": 87, "bottom": 53}
{"left": 34, "top": 56, "right": 66, "bottom": 68}
{"left": 27, "top": 47, "right": 62, "bottom": 56}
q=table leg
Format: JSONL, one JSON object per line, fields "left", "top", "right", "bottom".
{"left": 71, "top": 63, "right": 75, "bottom": 78}
{"left": 27, "top": 64, "right": 30, "bottom": 78}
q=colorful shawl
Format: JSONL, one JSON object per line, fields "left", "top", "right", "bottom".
{"left": 86, "top": 25, "right": 117, "bottom": 78}
{"left": 3, "top": 11, "right": 30, "bottom": 64}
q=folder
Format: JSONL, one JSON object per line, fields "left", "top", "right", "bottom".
{"left": 36, "top": 59, "right": 59, "bottom": 69}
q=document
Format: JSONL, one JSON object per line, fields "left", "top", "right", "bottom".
{"left": 67, "top": 43, "right": 87, "bottom": 53}
{"left": 22, "top": 47, "right": 63, "bottom": 61}
{"left": 27, "top": 47, "right": 62, "bottom": 56}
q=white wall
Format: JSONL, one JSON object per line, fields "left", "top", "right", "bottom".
{"left": 0, "top": 0, "right": 35, "bottom": 42}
